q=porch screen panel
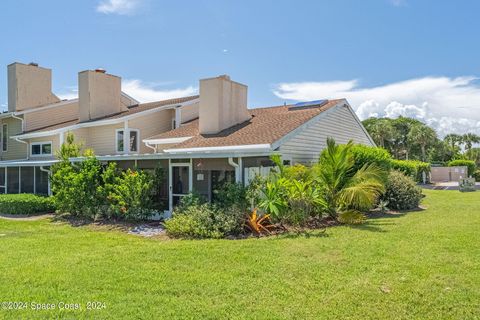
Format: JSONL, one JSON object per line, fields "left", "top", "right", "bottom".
{"left": 0, "top": 168, "right": 5, "bottom": 193}
{"left": 7, "top": 167, "right": 19, "bottom": 194}
{"left": 193, "top": 170, "right": 210, "bottom": 202}
{"left": 21, "top": 167, "right": 34, "bottom": 193}
{"left": 35, "top": 167, "right": 49, "bottom": 195}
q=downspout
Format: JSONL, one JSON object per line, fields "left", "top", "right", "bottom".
{"left": 11, "top": 113, "right": 29, "bottom": 160}
{"left": 40, "top": 166, "right": 52, "bottom": 196}
{"left": 228, "top": 157, "right": 242, "bottom": 183}
{"left": 144, "top": 141, "right": 157, "bottom": 153}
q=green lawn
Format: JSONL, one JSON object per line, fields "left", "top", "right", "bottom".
{"left": 0, "top": 190, "right": 479, "bottom": 319}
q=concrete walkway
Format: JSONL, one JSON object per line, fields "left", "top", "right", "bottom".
{"left": 0, "top": 213, "right": 53, "bottom": 221}
{"left": 422, "top": 182, "right": 480, "bottom": 191}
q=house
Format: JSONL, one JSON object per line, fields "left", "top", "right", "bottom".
{"left": 0, "top": 62, "right": 375, "bottom": 211}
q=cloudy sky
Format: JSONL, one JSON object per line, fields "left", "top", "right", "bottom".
{"left": 0, "top": 0, "right": 479, "bottom": 136}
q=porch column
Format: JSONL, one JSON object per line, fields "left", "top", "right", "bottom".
{"left": 18, "top": 166, "right": 21, "bottom": 194}
{"left": 4, "top": 167, "right": 7, "bottom": 194}
{"left": 33, "top": 166, "right": 36, "bottom": 194}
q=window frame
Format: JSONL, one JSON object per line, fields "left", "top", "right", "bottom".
{"left": 129, "top": 129, "right": 140, "bottom": 153}
{"left": 2, "top": 123, "right": 7, "bottom": 152}
{"left": 30, "top": 141, "right": 53, "bottom": 157}
{"left": 115, "top": 129, "right": 125, "bottom": 153}
{"left": 115, "top": 128, "right": 140, "bottom": 154}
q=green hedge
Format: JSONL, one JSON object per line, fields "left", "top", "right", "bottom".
{"left": 448, "top": 160, "right": 476, "bottom": 177}
{"left": 391, "top": 159, "right": 431, "bottom": 182}
{"left": 349, "top": 144, "right": 392, "bottom": 172}
{"left": 0, "top": 194, "right": 55, "bottom": 215}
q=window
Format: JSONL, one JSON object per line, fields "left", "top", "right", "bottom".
{"left": 116, "top": 130, "right": 124, "bottom": 152}
{"left": 116, "top": 129, "right": 139, "bottom": 153}
{"left": 30, "top": 142, "right": 52, "bottom": 156}
{"left": 2, "top": 124, "right": 7, "bottom": 152}
{"left": 129, "top": 130, "right": 139, "bottom": 152}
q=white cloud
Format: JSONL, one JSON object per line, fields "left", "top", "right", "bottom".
{"left": 58, "top": 79, "right": 197, "bottom": 103}
{"left": 273, "top": 76, "right": 480, "bottom": 137}
{"left": 122, "top": 79, "right": 197, "bottom": 102}
{"left": 96, "top": 0, "right": 142, "bottom": 15}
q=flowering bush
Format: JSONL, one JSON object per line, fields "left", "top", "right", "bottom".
{"left": 103, "top": 168, "right": 155, "bottom": 220}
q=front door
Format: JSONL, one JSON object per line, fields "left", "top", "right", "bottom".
{"left": 169, "top": 160, "right": 192, "bottom": 212}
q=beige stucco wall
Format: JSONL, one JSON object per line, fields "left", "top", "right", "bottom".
{"left": 0, "top": 117, "right": 28, "bottom": 160}
{"left": 78, "top": 70, "right": 126, "bottom": 122}
{"left": 199, "top": 75, "right": 250, "bottom": 134}
{"left": 8, "top": 63, "right": 60, "bottom": 112}
{"left": 23, "top": 101, "right": 79, "bottom": 132}
{"left": 431, "top": 166, "right": 468, "bottom": 182}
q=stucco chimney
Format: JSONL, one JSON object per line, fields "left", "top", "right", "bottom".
{"left": 7, "top": 62, "right": 60, "bottom": 112}
{"left": 199, "top": 75, "right": 251, "bottom": 134}
{"left": 78, "top": 69, "right": 126, "bottom": 122}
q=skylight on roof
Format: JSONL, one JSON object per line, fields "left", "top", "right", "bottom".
{"left": 290, "top": 99, "right": 328, "bottom": 109}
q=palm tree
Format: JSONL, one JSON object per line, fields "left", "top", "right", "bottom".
{"left": 313, "top": 138, "right": 386, "bottom": 218}
{"left": 462, "top": 133, "right": 480, "bottom": 151}
{"left": 407, "top": 124, "right": 437, "bottom": 162}
{"left": 444, "top": 133, "right": 463, "bottom": 150}
{"left": 364, "top": 118, "right": 394, "bottom": 149}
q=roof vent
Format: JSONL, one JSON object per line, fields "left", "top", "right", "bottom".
{"left": 289, "top": 99, "right": 328, "bottom": 110}
{"left": 95, "top": 68, "right": 106, "bottom": 73}
{"left": 29, "top": 62, "right": 39, "bottom": 67}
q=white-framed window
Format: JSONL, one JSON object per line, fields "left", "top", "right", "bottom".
{"left": 30, "top": 141, "right": 52, "bottom": 157}
{"left": 2, "top": 124, "right": 7, "bottom": 152}
{"left": 116, "top": 129, "right": 140, "bottom": 153}
{"left": 171, "top": 118, "right": 176, "bottom": 130}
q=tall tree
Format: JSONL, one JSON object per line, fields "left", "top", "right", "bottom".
{"left": 462, "top": 133, "right": 480, "bottom": 151}
{"left": 367, "top": 118, "right": 394, "bottom": 148}
{"left": 407, "top": 124, "right": 437, "bottom": 161}
{"left": 391, "top": 117, "right": 423, "bottom": 160}
{"left": 444, "top": 133, "right": 463, "bottom": 150}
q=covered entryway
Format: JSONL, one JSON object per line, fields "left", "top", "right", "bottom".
{"left": 168, "top": 159, "right": 192, "bottom": 212}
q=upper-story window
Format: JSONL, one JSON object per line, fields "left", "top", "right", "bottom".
{"left": 31, "top": 142, "right": 52, "bottom": 157}
{"left": 116, "top": 129, "right": 139, "bottom": 153}
{"left": 2, "top": 124, "right": 7, "bottom": 152}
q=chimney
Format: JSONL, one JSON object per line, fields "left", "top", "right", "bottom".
{"left": 78, "top": 69, "right": 126, "bottom": 122}
{"left": 7, "top": 62, "right": 60, "bottom": 112}
{"left": 199, "top": 75, "right": 251, "bottom": 134}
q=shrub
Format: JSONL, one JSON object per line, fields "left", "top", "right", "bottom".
{"left": 0, "top": 194, "right": 55, "bottom": 215}
{"left": 52, "top": 156, "right": 156, "bottom": 221}
{"left": 51, "top": 157, "right": 104, "bottom": 219}
{"left": 213, "top": 182, "right": 248, "bottom": 211}
{"left": 475, "top": 170, "right": 480, "bottom": 182}
{"left": 103, "top": 168, "right": 155, "bottom": 220}
{"left": 165, "top": 203, "right": 243, "bottom": 239}
{"left": 448, "top": 160, "right": 476, "bottom": 177}
{"left": 348, "top": 144, "right": 392, "bottom": 173}
{"left": 381, "top": 171, "right": 423, "bottom": 211}
{"left": 391, "top": 159, "right": 430, "bottom": 182}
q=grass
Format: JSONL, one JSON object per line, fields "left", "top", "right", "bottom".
{"left": 0, "top": 190, "right": 479, "bottom": 319}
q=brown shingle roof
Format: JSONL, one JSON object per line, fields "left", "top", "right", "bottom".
{"left": 21, "top": 95, "right": 199, "bottom": 134}
{"left": 147, "top": 99, "right": 343, "bottom": 150}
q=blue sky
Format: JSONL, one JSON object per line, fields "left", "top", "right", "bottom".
{"left": 1, "top": 0, "right": 480, "bottom": 135}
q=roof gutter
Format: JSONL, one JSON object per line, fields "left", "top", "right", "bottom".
{"left": 142, "top": 137, "right": 192, "bottom": 145}
{"left": 163, "top": 144, "right": 272, "bottom": 154}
